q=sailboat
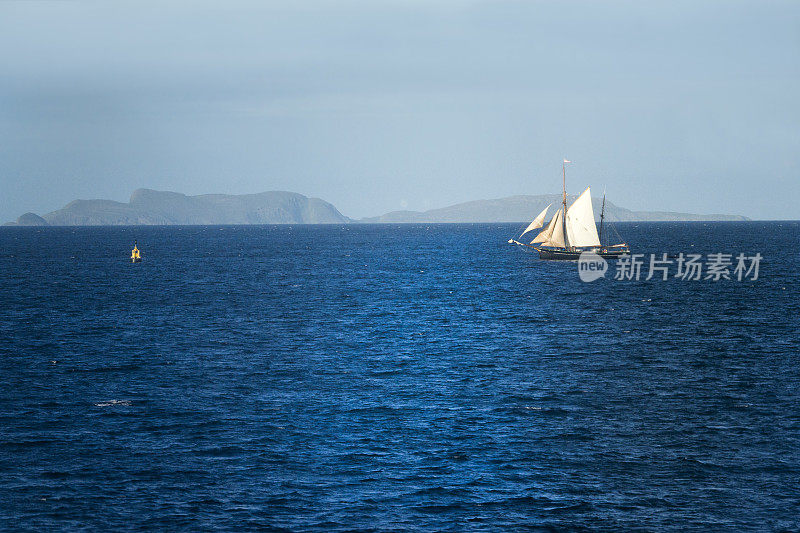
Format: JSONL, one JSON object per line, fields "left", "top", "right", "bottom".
{"left": 509, "top": 160, "right": 629, "bottom": 260}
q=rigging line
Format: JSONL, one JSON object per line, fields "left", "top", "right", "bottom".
{"left": 609, "top": 216, "right": 625, "bottom": 243}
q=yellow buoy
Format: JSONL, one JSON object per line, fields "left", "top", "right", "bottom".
{"left": 131, "top": 241, "right": 141, "bottom": 263}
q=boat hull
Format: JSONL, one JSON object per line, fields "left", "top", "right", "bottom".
{"left": 536, "top": 248, "right": 629, "bottom": 261}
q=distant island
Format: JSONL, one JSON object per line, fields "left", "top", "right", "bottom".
{"left": 360, "top": 194, "right": 750, "bottom": 223}
{"left": 4, "top": 188, "right": 749, "bottom": 226}
{"left": 4, "top": 189, "right": 349, "bottom": 226}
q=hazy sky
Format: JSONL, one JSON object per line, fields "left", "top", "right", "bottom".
{"left": 1, "top": 0, "right": 798, "bottom": 221}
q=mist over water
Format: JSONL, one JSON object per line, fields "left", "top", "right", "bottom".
{"left": 1, "top": 222, "right": 798, "bottom": 530}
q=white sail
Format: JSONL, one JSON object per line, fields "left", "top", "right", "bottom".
{"left": 545, "top": 209, "right": 566, "bottom": 247}
{"left": 565, "top": 187, "right": 600, "bottom": 247}
{"left": 520, "top": 204, "right": 551, "bottom": 237}
{"left": 538, "top": 208, "right": 566, "bottom": 248}
{"left": 531, "top": 209, "right": 558, "bottom": 244}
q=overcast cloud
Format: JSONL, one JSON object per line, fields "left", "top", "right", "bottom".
{"left": 1, "top": 0, "right": 798, "bottom": 221}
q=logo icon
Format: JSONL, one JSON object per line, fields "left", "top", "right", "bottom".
{"left": 578, "top": 251, "right": 608, "bottom": 282}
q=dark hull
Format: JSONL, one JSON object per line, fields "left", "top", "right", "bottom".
{"left": 537, "top": 248, "right": 629, "bottom": 261}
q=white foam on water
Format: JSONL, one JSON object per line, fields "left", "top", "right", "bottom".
{"left": 94, "top": 400, "right": 132, "bottom": 407}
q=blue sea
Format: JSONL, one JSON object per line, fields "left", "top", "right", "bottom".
{"left": 1, "top": 222, "right": 798, "bottom": 531}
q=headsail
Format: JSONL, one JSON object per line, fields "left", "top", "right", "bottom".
{"left": 544, "top": 208, "right": 566, "bottom": 248}
{"left": 565, "top": 187, "right": 600, "bottom": 247}
{"left": 531, "top": 208, "right": 559, "bottom": 244}
{"left": 520, "top": 204, "right": 551, "bottom": 237}
{"left": 533, "top": 208, "right": 566, "bottom": 247}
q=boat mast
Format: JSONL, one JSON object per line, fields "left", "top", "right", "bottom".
{"left": 562, "top": 160, "right": 568, "bottom": 250}
{"left": 599, "top": 193, "right": 606, "bottom": 248}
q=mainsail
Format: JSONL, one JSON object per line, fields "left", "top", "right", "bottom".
{"left": 565, "top": 187, "right": 600, "bottom": 247}
{"left": 519, "top": 204, "right": 551, "bottom": 237}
